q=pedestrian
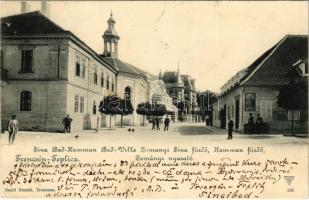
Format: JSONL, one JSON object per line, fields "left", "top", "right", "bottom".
{"left": 1, "top": 120, "right": 4, "bottom": 134}
{"left": 164, "top": 116, "right": 170, "bottom": 131}
{"left": 227, "top": 117, "right": 234, "bottom": 140}
{"left": 248, "top": 113, "right": 254, "bottom": 133}
{"left": 152, "top": 118, "right": 156, "bottom": 130}
{"left": 62, "top": 114, "right": 73, "bottom": 133}
{"left": 155, "top": 117, "right": 160, "bottom": 130}
{"left": 8, "top": 115, "right": 18, "bottom": 144}
{"left": 256, "top": 114, "right": 263, "bottom": 134}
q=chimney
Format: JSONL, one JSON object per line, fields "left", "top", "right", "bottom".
{"left": 21, "top": 1, "right": 31, "bottom": 13}
{"left": 41, "top": 1, "right": 50, "bottom": 17}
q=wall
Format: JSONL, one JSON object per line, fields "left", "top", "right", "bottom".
{"left": 66, "top": 41, "right": 116, "bottom": 131}
{"left": 1, "top": 80, "right": 67, "bottom": 131}
{"left": 1, "top": 37, "right": 118, "bottom": 132}
{"left": 1, "top": 38, "right": 70, "bottom": 131}
{"left": 116, "top": 73, "right": 148, "bottom": 126}
{"left": 213, "top": 86, "right": 308, "bottom": 134}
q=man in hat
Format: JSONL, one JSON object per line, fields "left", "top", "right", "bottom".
{"left": 62, "top": 114, "right": 73, "bottom": 133}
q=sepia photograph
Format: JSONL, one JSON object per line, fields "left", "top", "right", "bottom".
{"left": 0, "top": 0, "right": 308, "bottom": 198}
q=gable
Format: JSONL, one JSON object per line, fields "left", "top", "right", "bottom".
{"left": 242, "top": 36, "right": 308, "bottom": 86}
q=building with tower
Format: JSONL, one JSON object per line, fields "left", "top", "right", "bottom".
{"left": 0, "top": 11, "right": 117, "bottom": 132}
{"left": 161, "top": 67, "right": 197, "bottom": 122}
{"left": 0, "top": 8, "right": 186, "bottom": 132}
{"left": 99, "top": 13, "right": 149, "bottom": 126}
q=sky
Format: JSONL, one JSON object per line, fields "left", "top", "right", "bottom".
{"left": 0, "top": 1, "right": 308, "bottom": 92}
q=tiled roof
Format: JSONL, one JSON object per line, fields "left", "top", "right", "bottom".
{"left": 1, "top": 11, "right": 68, "bottom": 36}
{"left": 241, "top": 35, "right": 308, "bottom": 86}
{"left": 101, "top": 57, "right": 148, "bottom": 80}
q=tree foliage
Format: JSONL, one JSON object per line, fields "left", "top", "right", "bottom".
{"left": 99, "top": 95, "right": 122, "bottom": 115}
{"left": 277, "top": 80, "right": 308, "bottom": 111}
{"left": 136, "top": 102, "right": 167, "bottom": 116}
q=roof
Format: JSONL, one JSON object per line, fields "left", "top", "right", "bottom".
{"left": 241, "top": 35, "right": 308, "bottom": 86}
{"left": 1, "top": 11, "right": 117, "bottom": 73}
{"left": 1, "top": 11, "right": 68, "bottom": 36}
{"left": 221, "top": 35, "right": 308, "bottom": 95}
{"left": 162, "top": 71, "right": 178, "bottom": 83}
{"left": 101, "top": 56, "right": 149, "bottom": 80}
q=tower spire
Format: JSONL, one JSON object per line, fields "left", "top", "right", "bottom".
{"left": 103, "top": 12, "right": 120, "bottom": 57}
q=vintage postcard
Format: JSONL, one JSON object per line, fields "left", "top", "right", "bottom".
{"left": 0, "top": 0, "right": 308, "bottom": 199}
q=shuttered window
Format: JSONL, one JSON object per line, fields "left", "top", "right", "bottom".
{"left": 260, "top": 100, "right": 272, "bottom": 121}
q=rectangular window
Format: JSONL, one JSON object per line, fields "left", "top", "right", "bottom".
{"left": 305, "top": 63, "right": 308, "bottom": 74}
{"left": 81, "top": 59, "right": 85, "bottom": 78}
{"left": 260, "top": 100, "right": 272, "bottom": 121}
{"left": 80, "top": 97, "right": 84, "bottom": 113}
{"left": 288, "top": 110, "right": 300, "bottom": 121}
{"left": 75, "top": 56, "right": 80, "bottom": 77}
{"left": 245, "top": 93, "right": 256, "bottom": 111}
{"left": 101, "top": 72, "right": 104, "bottom": 87}
{"left": 231, "top": 105, "right": 234, "bottom": 118}
{"left": 21, "top": 50, "right": 33, "bottom": 73}
{"left": 93, "top": 68, "right": 98, "bottom": 85}
{"left": 107, "top": 75, "right": 110, "bottom": 90}
{"left": 74, "top": 95, "right": 79, "bottom": 112}
{"left": 20, "top": 91, "right": 32, "bottom": 111}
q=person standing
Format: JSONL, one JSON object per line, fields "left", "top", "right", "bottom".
{"left": 155, "top": 117, "right": 160, "bottom": 130}
{"left": 227, "top": 117, "right": 234, "bottom": 140}
{"left": 8, "top": 115, "right": 18, "bottom": 144}
{"left": 152, "top": 118, "right": 156, "bottom": 130}
{"left": 62, "top": 114, "right": 73, "bottom": 133}
{"left": 256, "top": 114, "right": 263, "bottom": 134}
{"left": 248, "top": 113, "right": 254, "bottom": 133}
{"left": 164, "top": 116, "right": 170, "bottom": 131}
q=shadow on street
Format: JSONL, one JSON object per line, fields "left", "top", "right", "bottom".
{"left": 178, "top": 126, "right": 217, "bottom": 135}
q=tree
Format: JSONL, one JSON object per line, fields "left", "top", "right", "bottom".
{"left": 119, "top": 99, "right": 133, "bottom": 127}
{"left": 99, "top": 95, "right": 122, "bottom": 129}
{"left": 136, "top": 102, "right": 167, "bottom": 125}
{"left": 277, "top": 77, "right": 308, "bottom": 135}
{"left": 152, "top": 103, "right": 167, "bottom": 116}
{"left": 136, "top": 102, "right": 152, "bottom": 126}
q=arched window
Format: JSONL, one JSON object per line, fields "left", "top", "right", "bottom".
{"left": 20, "top": 91, "right": 32, "bottom": 111}
{"left": 124, "top": 87, "right": 131, "bottom": 101}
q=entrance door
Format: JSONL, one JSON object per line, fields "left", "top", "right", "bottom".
{"left": 235, "top": 99, "right": 240, "bottom": 129}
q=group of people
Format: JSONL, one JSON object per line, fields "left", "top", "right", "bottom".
{"left": 227, "top": 113, "right": 264, "bottom": 139}
{"left": 152, "top": 116, "right": 171, "bottom": 131}
{"left": 248, "top": 113, "right": 264, "bottom": 133}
